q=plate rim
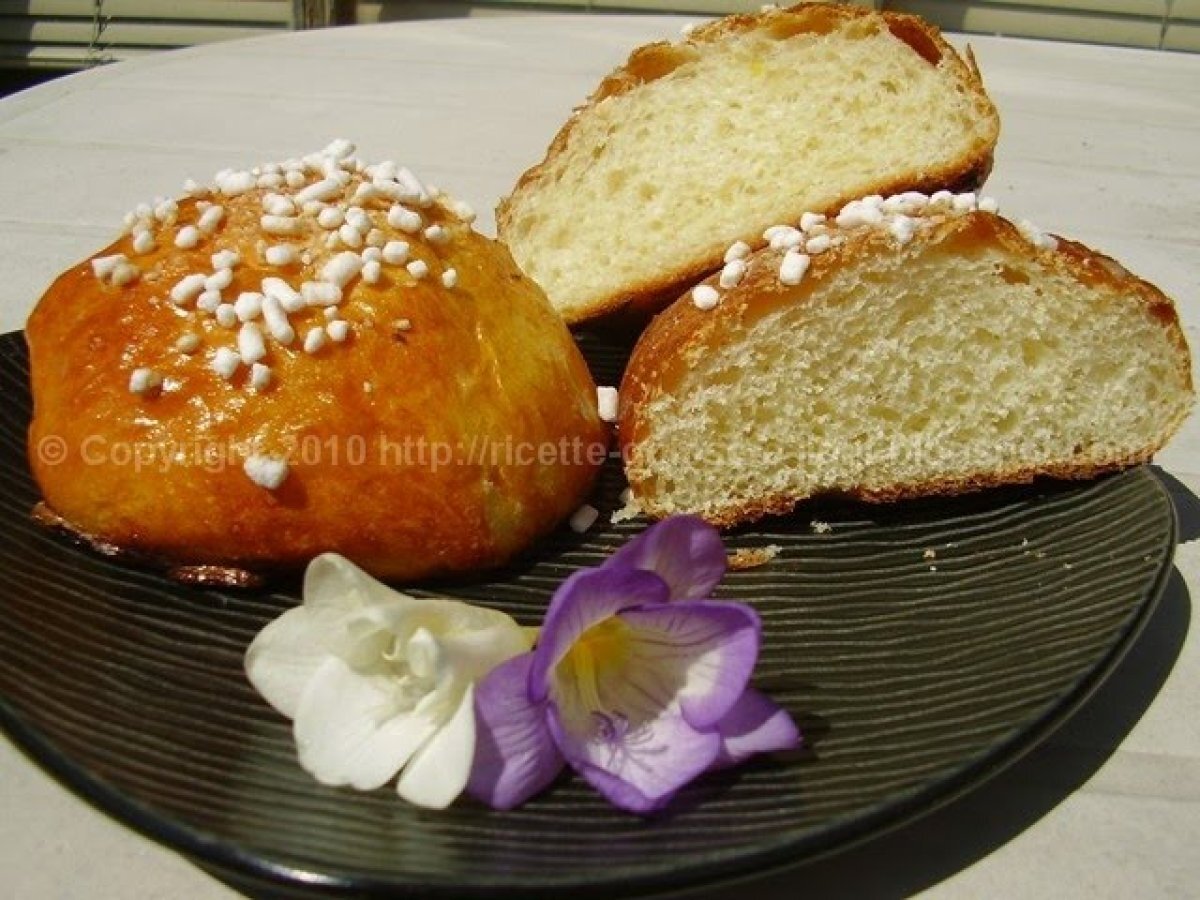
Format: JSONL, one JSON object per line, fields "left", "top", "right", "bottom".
{"left": 0, "top": 328, "right": 1179, "bottom": 897}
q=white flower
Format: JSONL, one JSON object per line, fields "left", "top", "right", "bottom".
{"left": 245, "top": 553, "right": 530, "bottom": 808}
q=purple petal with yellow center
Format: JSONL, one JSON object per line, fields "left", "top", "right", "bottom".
{"left": 616, "top": 601, "right": 761, "bottom": 730}
{"left": 527, "top": 567, "right": 669, "bottom": 704}
{"left": 606, "top": 515, "right": 727, "bottom": 602}
{"left": 468, "top": 654, "right": 565, "bottom": 810}
{"left": 541, "top": 599, "right": 756, "bottom": 813}
{"left": 713, "top": 687, "right": 802, "bottom": 768}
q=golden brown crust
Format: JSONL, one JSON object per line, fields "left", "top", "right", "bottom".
{"left": 618, "top": 209, "right": 1193, "bottom": 526}
{"left": 27, "top": 183, "right": 608, "bottom": 582}
{"left": 665, "top": 452, "right": 1163, "bottom": 531}
{"left": 498, "top": 3, "right": 1000, "bottom": 327}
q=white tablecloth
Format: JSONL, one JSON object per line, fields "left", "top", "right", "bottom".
{"left": 1, "top": 14, "right": 1198, "bottom": 898}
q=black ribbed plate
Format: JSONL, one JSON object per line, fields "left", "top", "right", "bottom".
{"left": 0, "top": 329, "right": 1175, "bottom": 898}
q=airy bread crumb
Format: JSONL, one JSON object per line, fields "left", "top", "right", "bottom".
{"left": 499, "top": 3, "right": 999, "bottom": 325}
{"left": 610, "top": 492, "right": 643, "bottom": 524}
{"left": 619, "top": 209, "right": 1193, "bottom": 526}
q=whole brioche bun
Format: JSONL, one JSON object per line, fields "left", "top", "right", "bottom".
{"left": 619, "top": 194, "right": 1193, "bottom": 526}
{"left": 27, "top": 142, "right": 607, "bottom": 584}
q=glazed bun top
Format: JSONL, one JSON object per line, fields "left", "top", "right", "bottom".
{"left": 27, "top": 140, "right": 607, "bottom": 584}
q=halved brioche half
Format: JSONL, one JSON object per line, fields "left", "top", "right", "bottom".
{"left": 498, "top": 3, "right": 1000, "bottom": 326}
{"left": 618, "top": 194, "right": 1193, "bottom": 526}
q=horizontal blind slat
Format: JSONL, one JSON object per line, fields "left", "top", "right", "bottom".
{"left": 0, "top": 42, "right": 154, "bottom": 63}
{"left": 1171, "top": 0, "right": 1200, "bottom": 20}
{"left": 0, "top": 0, "right": 291, "bottom": 69}
{"left": 0, "top": 19, "right": 284, "bottom": 47}
{"left": 364, "top": 1, "right": 1190, "bottom": 52}
{"left": 354, "top": 1, "right": 589, "bottom": 22}
{"left": 0, "top": 0, "right": 291, "bottom": 23}
{"left": 934, "top": 0, "right": 1166, "bottom": 15}
{"left": 888, "top": 1, "right": 1164, "bottom": 48}
{"left": 1163, "top": 21, "right": 1200, "bottom": 51}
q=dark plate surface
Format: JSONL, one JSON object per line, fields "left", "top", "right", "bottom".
{"left": 0, "top": 329, "right": 1175, "bottom": 897}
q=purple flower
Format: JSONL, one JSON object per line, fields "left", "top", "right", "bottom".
{"left": 468, "top": 516, "right": 800, "bottom": 814}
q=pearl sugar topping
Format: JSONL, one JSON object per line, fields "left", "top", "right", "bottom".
{"left": 693, "top": 192, "right": 1041, "bottom": 310}
{"left": 109, "top": 139, "right": 473, "bottom": 490}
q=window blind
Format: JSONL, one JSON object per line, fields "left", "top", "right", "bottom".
{"left": 0, "top": 0, "right": 292, "bottom": 68}
{"left": 361, "top": 0, "right": 1196, "bottom": 52}
{"left": 2, "top": 0, "right": 1193, "bottom": 70}
{"left": 886, "top": 1, "right": 1169, "bottom": 50}
{"left": 1166, "top": 0, "right": 1200, "bottom": 50}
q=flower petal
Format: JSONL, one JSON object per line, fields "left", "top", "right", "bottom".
{"left": 435, "top": 616, "right": 532, "bottom": 684}
{"left": 528, "top": 567, "right": 669, "bottom": 703}
{"left": 305, "top": 554, "right": 529, "bottom": 679}
{"left": 395, "top": 683, "right": 477, "bottom": 809}
{"left": 618, "top": 601, "right": 761, "bottom": 730}
{"left": 304, "top": 552, "right": 408, "bottom": 612}
{"left": 713, "top": 687, "right": 802, "bottom": 768}
{"left": 548, "top": 701, "right": 719, "bottom": 814}
{"left": 468, "top": 654, "right": 565, "bottom": 810}
{"left": 245, "top": 605, "right": 343, "bottom": 718}
{"left": 293, "top": 656, "right": 441, "bottom": 790}
{"left": 568, "top": 764, "right": 661, "bottom": 815}
{"left": 303, "top": 554, "right": 436, "bottom": 669}
{"left": 606, "top": 515, "right": 727, "bottom": 602}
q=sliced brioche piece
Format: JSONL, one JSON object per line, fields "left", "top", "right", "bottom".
{"left": 498, "top": 2, "right": 1000, "bottom": 326}
{"left": 618, "top": 194, "right": 1193, "bottom": 526}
